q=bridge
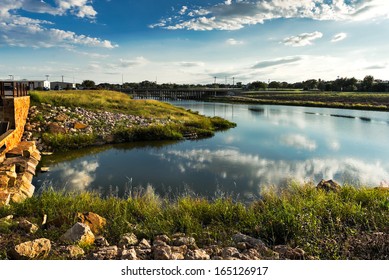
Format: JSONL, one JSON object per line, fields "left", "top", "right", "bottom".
{"left": 124, "top": 88, "right": 242, "bottom": 100}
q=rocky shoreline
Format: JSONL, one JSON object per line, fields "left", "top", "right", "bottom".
{"left": 21, "top": 103, "right": 171, "bottom": 152}
{"left": 1, "top": 212, "right": 310, "bottom": 260}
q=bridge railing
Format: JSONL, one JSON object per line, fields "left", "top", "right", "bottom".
{"left": 0, "top": 81, "right": 29, "bottom": 98}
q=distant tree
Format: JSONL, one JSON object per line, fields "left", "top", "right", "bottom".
{"left": 361, "top": 75, "right": 374, "bottom": 92}
{"left": 268, "top": 81, "right": 281, "bottom": 89}
{"left": 248, "top": 81, "right": 267, "bottom": 90}
{"left": 302, "top": 79, "right": 318, "bottom": 90}
{"left": 82, "top": 80, "right": 96, "bottom": 89}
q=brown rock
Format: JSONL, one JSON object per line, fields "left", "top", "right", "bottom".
{"left": 154, "top": 234, "right": 171, "bottom": 244}
{"left": 18, "top": 219, "right": 39, "bottom": 234}
{"left": 55, "top": 113, "right": 68, "bottom": 122}
{"left": 222, "top": 247, "right": 241, "bottom": 259}
{"left": 60, "top": 222, "right": 95, "bottom": 246}
{"left": 121, "top": 248, "right": 138, "bottom": 260}
{"left": 274, "top": 245, "right": 306, "bottom": 260}
{"left": 153, "top": 246, "right": 172, "bottom": 260}
{"left": 0, "top": 192, "right": 11, "bottom": 206}
{"left": 66, "top": 245, "right": 85, "bottom": 258}
{"left": 73, "top": 122, "right": 88, "bottom": 130}
{"left": 119, "top": 233, "right": 138, "bottom": 247}
{"left": 77, "top": 212, "right": 106, "bottom": 235}
{"left": 185, "top": 249, "right": 210, "bottom": 260}
{"left": 316, "top": 179, "right": 341, "bottom": 192}
{"left": 138, "top": 239, "right": 151, "bottom": 249}
{"left": 92, "top": 246, "right": 119, "bottom": 260}
{"left": 11, "top": 238, "right": 51, "bottom": 259}
{"left": 47, "top": 123, "right": 66, "bottom": 134}
{"left": 0, "top": 175, "right": 10, "bottom": 188}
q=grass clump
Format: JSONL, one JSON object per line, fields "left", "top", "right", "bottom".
{"left": 1, "top": 182, "right": 388, "bottom": 259}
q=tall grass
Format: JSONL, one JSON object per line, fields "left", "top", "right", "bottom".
{"left": 1, "top": 182, "right": 388, "bottom": 259}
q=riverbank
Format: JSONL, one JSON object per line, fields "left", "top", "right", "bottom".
{"left": 206, "top": 91, "right": 389, "bottom": 111}
{"left": 1, "top": 182, "right": 388, "bottom": 260}
{"left": 25, "top": 90, "right": 235, "bottom": 152}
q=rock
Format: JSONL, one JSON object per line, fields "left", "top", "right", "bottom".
{"left": 11, "top": 238, "right": 51, "bottom": 259}
{"left": 273, "top": 245, "right": 306, "bottom": 260}
{"left": 60, "top": 222, "right": 95, "bottom": 246}
{"left": 185, "top": 249, "right": 210, "bottom": 260}
{"left": 241, "top": 248, "right": 261, "bottom": 260}
{"left": 121, "top": 248, "right": 138, "bottom": 260}
{"left": 77, "top": 212, "right": 106, "bottom": 235}
{"left": 135, "top": 248, "right": 152, "bottom": 260}
{"left": 66, "top": 245, "right": 85, "bottom": 258}
{"left": 40, "top": 167, "right": 49, "bottom": 172}
{"left": 92, "top": 246, "right": 119, "bottom": 260}
{"left": 153, "top": 245, "right": 172, "bottom": 260}
{"left": 73, "top": 122, "right": 88, "bottom": 130}
{"left": 0, "top": 192, "right": 11, "bottom": 206}
{"left": 316, "top": 179, "right": 341, "bottom": 192}
{"left": 18, "top": 219, "right": 39, "bottom": 234}
{"left": 173, "top": 236, "right": 196, "bottom": 248}
{"left": 222, "top": 247, "right": 241, "bottom": 259}
{"left": 47, "top": 123, "right": 66, "bottom": 134}
{"left": 95, "top": 236, "right": 110, "bottom": 247}
{"left": 232, "top": 233, "right": 278, "bottom": 259}
{"left": 138, "top": 239, "right": 151, "bottom": 249}
{"left": 55, "top": 113, "right": 68, "bottom": 122}
{"left": 119, "top": 233, "right": 138, "bottom": 247}
{"left": 154, "top": 234, "right": 171, "bottom": 244}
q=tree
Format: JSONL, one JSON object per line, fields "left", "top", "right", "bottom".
{"left": 248, "top": 81, "right": 267, "bottom": 90}
{"left": 268, "top": 81, "right": 281, "bottom": 89}
{"left": 82, "top": 80, "right": 95, "bottom": 89}
{"left": 361, "top": 75, "right": 374, "bottom": 92}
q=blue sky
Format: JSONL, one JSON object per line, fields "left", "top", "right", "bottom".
{"left": 1, "top": 0, "right": 389, "bottom": 84}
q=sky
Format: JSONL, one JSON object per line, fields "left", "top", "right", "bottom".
{"left": 0, "top": 0, "right": 389, "bottom": 85}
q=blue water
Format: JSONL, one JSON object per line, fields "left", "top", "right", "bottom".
{"left": 33, "top": 102, "right": 389, "bottom": 200}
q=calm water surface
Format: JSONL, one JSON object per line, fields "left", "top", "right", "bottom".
{"left": 33, "top": 102, "right": 389, "bottom": 200}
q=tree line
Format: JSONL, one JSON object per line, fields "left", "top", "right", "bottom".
{"left": 79, "top": 75, "right": 389, "bottom": 92}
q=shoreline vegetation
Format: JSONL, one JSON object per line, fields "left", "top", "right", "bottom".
{"left": 1, "top": 183, "right": 388, "bottom": 260}
{"left": 205, "top": 90, "right": 389, "bottom": 111}
{"left": 26, "top": 90, "right": 236, "bottom": 152}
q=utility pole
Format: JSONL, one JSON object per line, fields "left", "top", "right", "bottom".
{"left": 61, "top": 75, "right": 64, "bottom": 83}
{"left": 232, "top": 77, "right": 235, "bottom": 87}
{"left": 45, "top": 75, "right": 49, "bottom": 81}
{"left": 8, "top": 75, "right": 14, "bottom": 80}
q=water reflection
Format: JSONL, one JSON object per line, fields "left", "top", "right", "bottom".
{"left": 33, "top": 102, "right": 389, "bottom": 200}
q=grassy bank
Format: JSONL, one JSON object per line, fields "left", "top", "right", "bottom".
{"left": 208, "top": 91, "right": 389, "bottom": 111}
{"left": 1, "top": 182, "right": 388, "bottom": 259}
{"left": 28, "top": 90, "right": 235, "bottom": 150}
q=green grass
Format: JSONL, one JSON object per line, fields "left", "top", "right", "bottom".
{"left": 29, "top": 90, "right": 236, "bottom": 150}
{"left": 1, "top": 182, "right": 388, "bottom": 259}
{"left": 210, "top": 91, "right": 389, "bottom": 111}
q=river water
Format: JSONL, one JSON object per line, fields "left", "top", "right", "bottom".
{"left": 33, "top": 101, "right": 389, "bottom": 200}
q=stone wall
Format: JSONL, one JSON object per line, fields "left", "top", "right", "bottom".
{"left": 0, "top": 96, "right": 30, "bottom": 161}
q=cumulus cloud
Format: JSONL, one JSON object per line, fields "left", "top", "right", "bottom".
{"left": 118, "top": 57, "right": 149, "bottom": 68}
{"left": 151, "top": 0, "right": 389, "bottom": 31}
{"left": 160, "top": 148, "right": 389, "bottom": 188}
{"left": 0, "top": 0, "right": 116, "bottom": 49}
{"left": 282, "top": 31, "right": 323, "bottom": 47}
{"left": 59, "top": 160, "right": 99, "bottom": 191}
{"left": 280, "top": 134, "right": 317, "bottom": 151}
{"left": 226, "top": 38, "right": 244, "bottom": 45}
{"left": 331, "top": 32, "right": 347, "bottom": 42}
{"left": 252, "top": 56, "right": 303, "bottom": 69}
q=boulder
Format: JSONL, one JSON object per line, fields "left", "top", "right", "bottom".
{"left": 138, "top": 239, "right": 151, "bottom": 249}
{"left": 66, "top": 245, "right": 85, "bottom": 258}
{"left": 222, "top": 247, "right": 241, "bottom": 259}
{"left": 47, "top": 123, "right": 66, "bottom": 134}
{"left": 11, "top": 238, "right": 51, "bottom": 259}
{"left": 233, "top": 233, "right": 279, "bottom": 259}
{"left": 55, "top": 113, "right": 68, "bottom": 122}
{"left": 77, "top": 212, "right": 106, "bottom": 235}
{"left": 60, "top": 222, "right": 95, "bottom": 246}
{"left": 185, "top": 249, "right": 210, "bottom": 260}
{"left": 121, "top": 248, "right": 138, "bottom": 260}
{"left": 153, "top": 245, "right": 172, "bottom": 260}
{"left": 92, "top": 246, "right": 118, "bottom": 260}
{"left": 73, "top": 122, "right": 88, "bottom": 130}
{"left": 316, "top": 179, "right": 341, "bottom": 192}
{"left": 18, "top": 219, "right": 39, "bottom": 234}
{"left": 273, "top": 245, "right": 306, "bottom": 260}
{"left": 119, "top": 233, "right": 138, "bottom": 247}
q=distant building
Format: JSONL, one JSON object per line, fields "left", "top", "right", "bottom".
{"left": 19, "top": 80, "right": 50, "bottom": 90}
{"left": 50, "top": 81, "right": 76, "bottom": 90}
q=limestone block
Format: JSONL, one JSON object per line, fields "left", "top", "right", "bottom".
{"left": 76, "top": 212, "right": 107, "bottom": 235}
{"left": 11, "top": 238, "right": 51, "bottom": 259}
{"left": 0, "top": 191, "right": 11, "bottom": 206}
{"left": 18, "top": 218, "right": 39, "bottom": 234}
{"left": 60, "top": 222, "right": 95, "bottom": 246}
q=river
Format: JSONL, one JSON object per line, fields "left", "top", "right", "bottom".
{"left": 33, "top": 101, "right": 389, "bottom": 201}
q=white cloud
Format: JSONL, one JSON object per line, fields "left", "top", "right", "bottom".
{"left": 226, "top": 38, "right": 244, "bottom": 45}
{"left": 252, "top": 56, "right": 303, "bottom": 68}
{"left": 282, "top": 31, "right": 323, "bottom": 47}
{"left": 0, "top": 0, "right": 116, "bottom": 49}
{"left": 280, "top": 134, "right": 317, "bottom": 151}
{"left": 118, "top": 57, "right": 149, "bottom": 68}
{"left": 59, "top": 160, "right": 99, "bottom": 191}
{"left": 178, "top": 61, "right": 205, "bottom": 67}
{"left": 152, "top": 0, "right": 389, "bottom": 31}
{"left": 179, "top": 6, "right": 188, "bottom": 15}
{"left": 331, "top": 32, "right": 348, "bottom": 42}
